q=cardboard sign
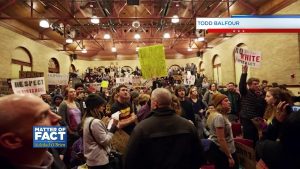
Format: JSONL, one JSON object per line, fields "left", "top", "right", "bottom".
{"left": 235, "top": 47, "right": 261, "bottom": 68}
{"left": 111, "top": 129, "right": 130, "bottom": 154}
{"left": 11, "top": 77, "right": 46, "bottom": 96}
{"left": 48, "top": 73, "right": 69, "bottom": 85}
{"left": 235, "top": 140, "right": 256, "bottom": 169}
{"left": 138, "top": 44, "right": 167, "bottom": 79}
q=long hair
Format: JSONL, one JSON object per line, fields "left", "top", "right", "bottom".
{"left": 264, "top": 87, "right": 293, "bottom": 121}
{"left": 171, "top": 95, "right": 182, "bottom": 116}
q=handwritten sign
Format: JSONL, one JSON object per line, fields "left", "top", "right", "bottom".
{"left": 235, "top": 47, "right": 261, "bottom": 68}
{"left": 11, "top": 77, "right": 46, "bottom": 96}
{"left": 48, "top": 73, "right": 69, "bottom": 85}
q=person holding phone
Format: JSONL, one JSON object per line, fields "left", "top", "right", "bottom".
{"left": 83, "top": 94, "right": 118, "bottom": 169}
{"left": 256, "top": 87, "right": 293, "bottom": 141}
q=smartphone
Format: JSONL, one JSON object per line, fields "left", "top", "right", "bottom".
{"left": 292, "top": 105, "right": 300, "bottom": 112}
{"left": 286, "top": 105, "right": 300, "bottom": 114}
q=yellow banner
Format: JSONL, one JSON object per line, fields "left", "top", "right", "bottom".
{"left": 138, "top": 44, "right": 167, "bottom": 79}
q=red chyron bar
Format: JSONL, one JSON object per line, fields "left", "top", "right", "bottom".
{"left": 207, "top": 29, "right": 300, "bottom": 33}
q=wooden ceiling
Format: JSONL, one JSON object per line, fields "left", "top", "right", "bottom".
{"left": 0, "top": 0, "right": 296, "bottom": 60}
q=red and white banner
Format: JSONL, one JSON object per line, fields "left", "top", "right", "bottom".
{"left": 234, "top": 47, "right": 261, "bottom": 68}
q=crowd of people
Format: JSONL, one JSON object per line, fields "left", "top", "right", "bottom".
{"left": 0, "top": 64, "right": 300, "bottom": 169}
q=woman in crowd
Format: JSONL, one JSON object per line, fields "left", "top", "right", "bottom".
{"left": 264, "top": 87, "right": 293, "bottom": 124}
{"left": 203, "top": 83, "right": 220, "bottom": 107}
{"left": 256, "top": 105, "right": 300, "bottom": 169}
{"left": 59, "top": 87, "right": 83, "bottom": 167}
{"left": 83, "top": 94, "right": 118, "bottom": 169}
{"left": 59, "top": 87, "right": 82, "bottom": 136}
{"left": 207, "top": 94, "right": 238, "bottom": 169}
{"left": 253, "top": 87, "right": 293, "bottom": 141}
{"left": 188, "top": 86, "right": 207, "bottom": 138}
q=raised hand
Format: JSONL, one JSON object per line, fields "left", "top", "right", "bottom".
{"left": 242, "top": 64, "right": 248, "bottom": 74}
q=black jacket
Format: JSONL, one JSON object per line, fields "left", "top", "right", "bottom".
{"left": 239, "top": 73, "right": 266, "bottom": 119}
{"left": 124, "top": 107, "right": 205, "bottom": 169}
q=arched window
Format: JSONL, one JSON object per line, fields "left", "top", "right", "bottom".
{"left": 212, "top": 54, "right": 222, "bottom": 84}
{"left": 199, "top": 61, "right": 205, "bottom": 74}
{"left": 234, "top": 43, "right": 250, "bottom": 83}
{"left": 11, "top": 47, "right": 33, "bottom": 78}
{"left": 48, "top": 58, "right": 60, "bottom": 73}
{"left": 69, "top": 64, "right": 76, "bottom": 73}
{"left": 168, "top": 64, "right": 182, "bottom": 75}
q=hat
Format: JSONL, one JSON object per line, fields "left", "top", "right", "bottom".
{"left": 85, "top": 94, "right": 106, "bottom": 110}
{"left": 53, "top": 94, "right": 63, "bottom": 102}
{"left": 212, "top": 93, "right": 227, "bottom": 107}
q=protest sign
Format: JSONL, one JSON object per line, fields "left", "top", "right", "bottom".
{"left": 138, "top": 44, "right": 167, "bottom": 79}
{"left": 235, "top": 47, "right": 261, "bottom": 68}
{"left": 48, "top": 73, "right": 69, "bottom": 85}
{"left": 11, "top": 77, "right": 46, "bottom": 96}
{"left": 101, "top": 81, "right": 109, "bottom": 88}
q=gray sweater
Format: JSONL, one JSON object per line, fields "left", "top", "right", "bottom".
{"left": 83, "top": 117, "right": 114, "bottom": 166}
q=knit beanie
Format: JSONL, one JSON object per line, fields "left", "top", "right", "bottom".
{"left": 85, "top": 94, "right": 106, "bottom": 111}
{"left": 212, "top": 93, "right": 227, "bottom": 107}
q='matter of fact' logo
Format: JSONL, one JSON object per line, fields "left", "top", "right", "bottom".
{"left": 33, "top": 126, "right": 67, "bottom": 148}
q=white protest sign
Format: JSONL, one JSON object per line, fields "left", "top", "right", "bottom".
{"left": 184, "top": 74, "right": 195, "bottom": 86}
{"left": 116, "top": 77, "right": 130, "bottom": 84}
{"left": 47, "top": 73, "right": 69, "bottom": 85}
{"left": 235, "top": 47, "right": 261, "bottom": 68}
{"left": 11, "top": 77, "right": 46, "bottom": 96}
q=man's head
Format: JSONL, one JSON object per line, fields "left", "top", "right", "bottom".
{"left": 74, "top": 83, "right": 84, "bottom": 96}
{"left": 151, "top": 88, "right": 172, "bottom": 110}
{"left": 0, "top": 94, "right": 61, "bottom": 156}
{"left": 227, "top": 82, "right": 236, "bottom": 92}
{"left": 53, "top": 94, "right": 63, "bottom": 106}
{"left": 175, "top": 86, "right": 186, "bottom": 99}
{"left": 261, "top": 80, "right": 268, "bottom": 89}
{"left": 247, "top": 77, "right": 260, "bottom": 92}
{"left": 116, "top": 85, "right": 130, "bottom": 102}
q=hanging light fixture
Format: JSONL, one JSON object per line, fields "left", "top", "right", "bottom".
{"left": 104, "top": 34, "right": 111, "bottom": 39}
{"left": 66, "top": 37, "right": 73, "bottom": 43}
{"left": 111, "top": 47, "right": 117, "bottom": 52}
{"left": 134, "top": 34, "right": 141, "bottom": 39}
{"left": 171, "top": 15, "right": 179, "bottom": 23}
{"left": 82, "top": 46, "right": 87, "bottom": 53}
{"left": 197, "top": 37, "right": 205, "bottom": 42}
{"left": 163, "top": 33, "right": 170, "bottom": 39}
{"left": 39, "top": 19, "right": 50, "bottom": 28}
{"left": 90, "top": 16, "right": 100, "bottom": 24}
